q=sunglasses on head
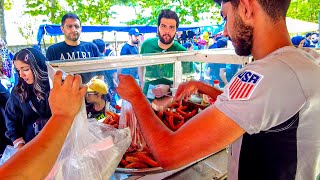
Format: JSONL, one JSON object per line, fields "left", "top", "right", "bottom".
{"left": 86, "top": 92, "right": 98, "bottom": 96}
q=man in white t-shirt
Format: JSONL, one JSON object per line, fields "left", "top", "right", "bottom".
{"left": 116, "top": 0, "right": 320, "bottom": 180}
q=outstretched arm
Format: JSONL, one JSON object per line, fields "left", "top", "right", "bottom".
{"left": 117, "top": 75, "right": 244, "bottom": 170}
{"left": 0, "top": 71, "right": 87, "bottom": 180}
{"left": 174, "top": 80, "right": 223, "bottom": 102}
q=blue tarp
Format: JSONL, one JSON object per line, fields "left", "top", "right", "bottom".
{"left": 37, "top": 24, "right": 224, "bottom": 45}
{"left": 37, "top": 24, "right": 203, "bottom": 45}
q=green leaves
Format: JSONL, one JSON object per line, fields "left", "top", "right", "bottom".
{"left": 287, "top": 0, "right": 320, "bottom": 23}
{"left": 23, "top": 0, "right": 221, "bottom": 25}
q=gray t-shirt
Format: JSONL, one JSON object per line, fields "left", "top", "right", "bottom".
{"left": 215, "top": 46, "right": 320, "bottom": 180}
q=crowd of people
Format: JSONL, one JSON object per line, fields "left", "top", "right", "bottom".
{"left": 291, "top": 32, "right": 319, "bottom": 48}
{"left": 0, "top": 0, "right": 319, "bottom": 179}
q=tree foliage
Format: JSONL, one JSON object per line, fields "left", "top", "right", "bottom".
{"left": 287, "top": 0, "right": 320, "bottom": 24}
{"left": 123, "top": 0, "right": 222, "bottom": 25}
{"left": 24, "top": 0, "right": 222, "bottom": 26}
{"left": 24, "top": 0, "right": 119, "bottom": 25}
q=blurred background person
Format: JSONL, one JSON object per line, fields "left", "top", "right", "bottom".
{"left": 183, "top": 42, "right": 194, "bottom": 51}
{"left": 310, "top": 33, "right": 319, "bottom": 48}
{"left": 291, "top": 35, "right": 308, "bottom": 48}
{"left": 0, "top": 38, "right": 16, "bottom": 88}
{"left": 92, "top": 39, "right": 119, "bottom": 113}
{"left": 105, "top": 43, "right": 116, "bottom": 56}
{"left": 0, "top": 83, "right": 12, "bottom": 156}
{"left": 119, "top": 28, "right": 141, "bottom": 81}
{"left": 92, "top": 39, "right": 106, "bottom": 56}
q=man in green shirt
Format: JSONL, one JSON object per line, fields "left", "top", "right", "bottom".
{"left": 139, "top": 9, "right": 187, "bottom": 90}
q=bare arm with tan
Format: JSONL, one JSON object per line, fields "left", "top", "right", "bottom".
{"left": 117, "top": 74, "right": 244, "bottom": 170}
{"left": 174, "top": 80, "right": 223, "bottom": 101}
{"left": 0, "top": 71, "right": 87, "bottom": 180}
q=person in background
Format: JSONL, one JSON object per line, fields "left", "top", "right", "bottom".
{"left": 92, "top": 39, "right": 106, "bottom": 56}
{"left": 116, "top": 0, "right": 320, "bottom": 179}
{"left": 0, "top": 71, "right": 11, "bottom": 90}
{"left": 119, "top": 28, "right": 141, "bottom": 80}
{"left": 209, "top": 37, "right": 228, "bottom": 49}
{"left": 310, "top": 32, "right": 319, "bottom": 48}
{"left": 183, "top": 42, "right": 194, "bottom": 51}
{"left": 0, "top": 83, "right": 12, "bottom": 156}
{"left": 207, "top": 37, "right": 240, "bottom": 88}
{"left": 46, "top": 13, "right": 102, "bottom": 83}
{"left": 5, "top": 48, "right": 51, "bottom": 149}
{"left": 139, "top": 9, "right": 187, "bottom": 90}
{"left": 92, "top": 39, "right": 119, "bottom": 113}
{"left": 105, "top": 43, "right": 116, "bottom": 56}
{"left": 291, "top": 35, "right": 308, "bottom": 48}
{"left": 305, "top": 32, "right": 312, "bottom": 47}
{"left": 85, "top": 77, "right": 110, "bottom": 120}
{"left": 0, "top": 71, "right": 87, "bottom": 179}
{"left": 0, "top": 38, "right": 16, "bottom": 88}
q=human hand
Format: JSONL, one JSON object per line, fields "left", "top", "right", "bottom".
{"left": 173, "top": 81, "right": 199, "bottom": 102}
{"left": 152, "top": 84, "right": 170, "bottom": 98}
{"left": 49, "top": 71, "right": 87, "bottom": 120}
{"left": 16, "top": 143, "right": 24, "bottom": 149}
{"left": 117, "top": 74, "right": 144, "bottom": 103}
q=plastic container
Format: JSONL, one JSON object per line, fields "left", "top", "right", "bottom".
{"left": 213, "top": 79, "right": 220, "bottom": 89}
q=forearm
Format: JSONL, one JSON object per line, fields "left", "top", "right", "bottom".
{"left": 130, "top": 92, "right": 173, "bottom": 163}
{"left": 196, "top": 81, "right": 223, "bottom": 99}
{"left": 0, "top": 114, "right": 75, "bottom": 179}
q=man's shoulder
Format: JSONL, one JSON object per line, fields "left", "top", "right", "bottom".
{"left": 121, "top": 43, "right": 130, "bottom": 49}
{"left": 48, "top": 41, "right": 65, "bottom": 50}
{"left": 172, "top": 41, "right": 187, "bottom": 51}
{"left": 79, "top": 41, "right": 97, "bottom": 47}
{"left": 142, "top": 38, "right": 158, "bottom": 45}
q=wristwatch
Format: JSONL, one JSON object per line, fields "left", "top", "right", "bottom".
{"left": 14, "top": 139, "right": 25, "bottom": 148}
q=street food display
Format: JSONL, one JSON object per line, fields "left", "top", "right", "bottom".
{"left": 101, "top": 94, "right": 210, "bottom": 174}
{"left": 48, "top": 50, "right": 247, "bottom": 177}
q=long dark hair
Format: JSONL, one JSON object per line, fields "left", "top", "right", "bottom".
{"left": 13, "top": 48, "right": 49, "bottom": 102}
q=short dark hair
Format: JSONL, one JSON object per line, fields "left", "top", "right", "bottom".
{"left": 61, "top": 13, "right": 81, "bottom": 26}
{"left": 158, "top": 9, "right": 179, "bottom": 28}
{"left": 215, "top": 0, "right": 291, "bottom": 21}
{"left": 305, "top": 33, "right": 312, "bottom": 38}
{"left": 92, "top": 39, "right": 106, "bottom": 54}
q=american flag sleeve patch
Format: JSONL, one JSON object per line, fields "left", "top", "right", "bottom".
{"left": 228, "top": 70, "right": 264, "bottom": 100}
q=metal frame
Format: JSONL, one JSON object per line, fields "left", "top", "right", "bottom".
{"left": 47, "top": 48, "right": 249, "bottom": 88}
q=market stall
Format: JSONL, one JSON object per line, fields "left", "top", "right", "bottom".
{"left": 46, "top": 49, "right": 248, "bottom": 179}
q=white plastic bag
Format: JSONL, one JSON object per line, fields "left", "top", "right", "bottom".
{"left": 119, "top": 100, "right": 146, "bottom": 152}
{"left": 0, "top": 145, "right": 17, "bottom": 166}
{"left": 46, "top": 64, "right": 131, "bottom": 180}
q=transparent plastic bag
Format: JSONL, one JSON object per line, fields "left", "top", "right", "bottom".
{"left": 45, "top": 103, "right": 131, "bottom": 180}
{"left": 46, "top": 64, "right": 131, "bottom": 180}
{"left": 0, "top": 145, "right": 17, "bottom": 166}
{"left": 119, "top": 100, "right": 146, "bottom": 152}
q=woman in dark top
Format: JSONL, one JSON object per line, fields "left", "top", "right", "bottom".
{"left": 5, "top": 48, "right": 51, "bottom": 149}
{"left": 0, "top": 83, "right": 12, "bottom": 156}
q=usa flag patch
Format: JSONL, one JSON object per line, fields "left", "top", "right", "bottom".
{"left": 228, "top": 70, "right": 263, "bottom": 100}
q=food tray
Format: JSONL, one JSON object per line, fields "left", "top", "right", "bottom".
{"left": 115, "top": 166, "right": 164, "bottom": 175}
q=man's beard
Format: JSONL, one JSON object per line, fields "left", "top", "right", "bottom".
{"left": 158, "top": 31, "right": 175, "bottom": 45}
{"left": 66, "top": 33, "right": 80, "bottom": 42}
{"left": 231, "top": 13, "right": 253, "bottom": 56}
{"left": 132, "top": 39, "right": 139, "bottom": 44}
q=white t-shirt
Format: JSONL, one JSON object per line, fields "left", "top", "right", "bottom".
{"left": 215, "top": 46, "right": 320, "bottom": 180}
